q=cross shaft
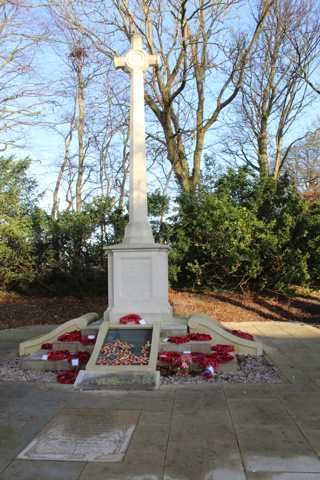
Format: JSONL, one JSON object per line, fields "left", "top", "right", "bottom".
{"left": 114, "top": 34, "right": 160, "bottom": 245}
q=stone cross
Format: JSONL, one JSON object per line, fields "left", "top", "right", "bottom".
{"left": 114, "top": 34, "right": 160, "bottom": 245}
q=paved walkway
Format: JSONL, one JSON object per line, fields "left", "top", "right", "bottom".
{"left": 1, "top": 321, "right": 320, "bottom": 480}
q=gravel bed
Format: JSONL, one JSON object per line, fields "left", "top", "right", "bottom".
{"left": 0, "top": 358, "right": 57, "bottom": 383}
{"left": 160, "top": 355, "right": 282, "bottom": 385}
{"left": 0, "top": 354, "right": 281, "bottom": 385}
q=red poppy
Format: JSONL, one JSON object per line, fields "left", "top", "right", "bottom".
{"left": 227, "top": 329, "right": 254, "bottom": 341}
{"left": 48, "top": 350, "right": 72, "bottom": 361}
{"left": 189, "top": 333, "right": 212, "bottom": 341}
{"left": 168, "top": 332, "right": 212, "bottom": 344}
{"left": 119, "top": 314, "right": 141, "bottom": 325}
{"left": 191, "top": 352, "right": 206, "bottom": 362}
{"left": 58, "top": 330, "right": 82, "bottom": 342}
{"left": 72, "top": 351, "right": 91, "bottom": 364}
{"left": 168, "top": 335, "right": 190, "bottom": 344}
{"left": 217, "top": 352, "right": 234, "bottom": 363}
{"left": 56, "top": 370, "right": 78, "bottom": 384}
{"left": 80, "top": 335, "right": 96, "bottom": 345}
{"left": 158, "top": 351, "right": 182, "bottom": 367}
{"left": 41, "top": 343, "right": 53, "bottom": 350}
{"left": 212, "top": 344, "right": 235, "bottom": 353}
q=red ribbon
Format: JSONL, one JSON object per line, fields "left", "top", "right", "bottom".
{"left": 119, "top": 314, "right": 141, "bottom": 325}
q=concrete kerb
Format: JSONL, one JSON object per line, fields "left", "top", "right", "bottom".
{"left": 19, "top": 313, "right": 99, "bottom": 356}
{"left": 188, "top": 313, "right": 263, "bottom": 355}
{"left": 75, "top": 322, "right": 161, "bottom": 390}
{"left": 85, "top": 322, "right": 160, "bottom": 373}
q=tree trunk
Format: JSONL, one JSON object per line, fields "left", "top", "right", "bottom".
{"left": 273, "top": 134, "right": 283, "bottom": 180}
{"left": 51, "top": 113, "right": 75, "bottom": 219}
{"left": 257, "top": 118, "right": 269, "bottom": 178}
{"left": 75, "top": 72, "right": 85, "bottom": 212}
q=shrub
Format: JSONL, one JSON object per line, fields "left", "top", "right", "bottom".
{"left": 169, "top": 171, "right": 310, "bottom": 292}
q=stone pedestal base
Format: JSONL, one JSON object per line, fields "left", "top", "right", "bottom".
{"left": 104, "top": 243, "right": 172, "bottom": 324}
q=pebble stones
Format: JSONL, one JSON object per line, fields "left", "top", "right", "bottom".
{"left": 0, "top": 357, "right": 56, "bottom": 383}
{"left": 96, "top": 339, "right": 151, "bottom": 366}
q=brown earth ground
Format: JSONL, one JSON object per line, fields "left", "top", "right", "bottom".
{"left": 0, "top": 288, "right": 319, "bottom": 330}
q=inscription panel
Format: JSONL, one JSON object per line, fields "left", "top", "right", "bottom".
{"left": 119, "top": 256, "right": 152, "bottom": 300}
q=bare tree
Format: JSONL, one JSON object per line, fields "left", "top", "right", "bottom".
{"left": 0, "top": 1, "right": 48, "bottom": 150}
{"left": 84, "top": 79, "right": 131, "bottom": 208}
{"left": 47, "top": 7, "right": 111, "bottom": 213}
{"left": 51, "top": 98, "right": 76, "bottom": 218}
{"left": 46, "top": 0, "right": 274, "bottom": 192}
{"left": 287, "top": 128, "right": 320, "bottom": 198}
{"left": 288, "top": 1, "right": 320, "bottom": 96}
{"left": 223, "top": 0, "right": 319, "bottom": 179}
{"left": 69, "top": 42, "right": 87, "bottom": 211}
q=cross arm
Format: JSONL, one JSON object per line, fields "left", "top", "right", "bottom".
{"left": 149, "top": 54, "right": 160, "bottom": 68}
{"left": 114, "top": 56, "right": 126, "bottom": 69}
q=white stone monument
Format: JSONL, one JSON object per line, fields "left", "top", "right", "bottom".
{"left": 104, "top": 33, "right": 172, "bottom": 324}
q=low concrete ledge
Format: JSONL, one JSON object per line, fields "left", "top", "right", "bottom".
{"left": 188, "top": 313, "right": 263, "bottom": 355}
{"left": 19, "top": 312, "right": 99, "bottom": 356}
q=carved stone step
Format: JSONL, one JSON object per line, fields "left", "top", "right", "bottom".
{"left": 20, "top": 353, "right": 73, "bottom": 372}
{"left": 160, "top": 319, "right": 188, "bottom": 338}
{"left": 81, "top": 321, "right": 102, "bottom": 337}
{"left": 159, "top": 340, "right": 212, "bottom": 353}
{"left": 51, "top": 341, "right": 94, "bottom": 353}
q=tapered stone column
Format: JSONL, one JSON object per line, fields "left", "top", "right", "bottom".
{"left": 114, "top": 34, "right": 159, "bottom": 245}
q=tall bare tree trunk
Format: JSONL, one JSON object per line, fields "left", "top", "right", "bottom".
{"left": 273, "top": 134, "right": 283, "bottom": 179}
{"left": 257, "top": 115, "right": 269, "bottom": 178}
{"left": 75, "top": 71, "right": 85, "bottom": 212}
{"left": 51, "top": 104, "right": 76, "bottom": 219}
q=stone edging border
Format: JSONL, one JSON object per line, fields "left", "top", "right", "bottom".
{"left": 19, "top": 312, "right": 99, "bottom": 356}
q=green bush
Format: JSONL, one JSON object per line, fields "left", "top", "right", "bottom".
{"left": 169, "top": 171, "right": 310, "bottom": 292}
{"left": 304, "top": 201, "right": 320, "bottom": 286}
{"left": 27, "top": 198, "right": 126, "bottom": 295}
{"left": 0, "top": 156, "right": 38, "bottom": 290}
{"left": 0, "top": 156, "right": 318, "bottom": 296}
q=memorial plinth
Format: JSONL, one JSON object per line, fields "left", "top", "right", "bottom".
{"left": 104, "top": 243, "right": 172, "bottom": 323}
